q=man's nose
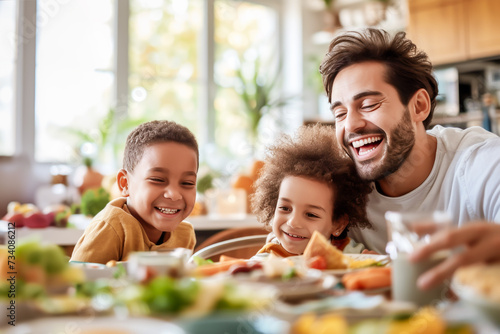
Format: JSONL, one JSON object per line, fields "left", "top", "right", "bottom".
{"left": 345, "top": 109, "right": 366, "bottom": 133}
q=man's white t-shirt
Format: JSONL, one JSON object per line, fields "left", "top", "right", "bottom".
{"left": 349, "top": 125, "right": 500, "bottom": 254}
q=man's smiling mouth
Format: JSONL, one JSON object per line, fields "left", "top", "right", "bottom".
{"left": 351, "top": 136, "right": 383, "bottom": 156}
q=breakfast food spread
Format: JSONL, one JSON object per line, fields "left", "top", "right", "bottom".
{"left": 303, "top": 231, "right": 347, "bottom": 269}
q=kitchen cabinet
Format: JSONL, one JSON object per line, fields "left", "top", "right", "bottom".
{"left": 466, "top": 0, "right": 500, "bottom": 59}
{"left": 407, "top": 0, "right": 467, "bottom": 65}
{"left": 407, "top": 0, "right": 500, "bottom": 65}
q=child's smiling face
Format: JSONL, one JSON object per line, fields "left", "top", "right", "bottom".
{"left": 118, "top": 141, "right": 197, "bottom": 241}
{"left": 272, "top": 176, "right": 336, "bottom": 255}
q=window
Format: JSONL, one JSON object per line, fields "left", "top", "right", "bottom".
{"left": 128, "top": 0, "right": 281, "bottom": 174}
{"left": 26, "top": 0, "right": 281, "bottom": 174}
{"left": 35, "top": 0, "right": 115, "bottom": 168}
{"left": 213, "top": 1, "right": 280, "bottom": 171}
{"left": 0, "top": 1, "right": 17, "bottom": 156}
{"left": 128, "top": 0, "right": 204, "bottom": 152}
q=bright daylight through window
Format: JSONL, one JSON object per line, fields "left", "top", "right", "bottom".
{"left": 0, "top": 1, "right": 16, "bottom": 156}
{"left": 35, "top": 0, "right": 115, "bottom": 169}
{"left": 28, "top": 0, "right": 280, "bottom": 177}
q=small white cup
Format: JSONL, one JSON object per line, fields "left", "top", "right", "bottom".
{"left": 127, "top": 248, "right": 192, "bottom": 282}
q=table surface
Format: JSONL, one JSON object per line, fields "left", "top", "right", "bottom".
{"left": 2, "top": 281, "right": 497, "bottom": 333}
{"left": 1, "top": 224, "right": 498, "bottom": 332}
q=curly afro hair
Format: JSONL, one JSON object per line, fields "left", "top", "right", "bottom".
{"left": 250, "top": 123, "right": 372, "bottom": 231}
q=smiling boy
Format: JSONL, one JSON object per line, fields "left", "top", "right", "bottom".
{"left": 71, "top": 120, "right": 198, "bottom": 264}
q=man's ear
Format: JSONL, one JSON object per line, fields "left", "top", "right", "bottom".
{"left": 332, "top": 214, "right": 349, "bottom": 237}
{"left": 409, "top": 88, "right": 431, "bottom": 123}
{"left": 116, "top": 169, "right": 130, "bottom": 197}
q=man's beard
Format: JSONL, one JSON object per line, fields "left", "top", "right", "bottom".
{"left": 354, "top": 108, "right": 415, "bottom": 182}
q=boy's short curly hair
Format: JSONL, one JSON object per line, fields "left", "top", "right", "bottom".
{"left": 123, "top": 120, "right": 199, "bottom": 173}
{"left": 250, "top": 124, "right": 372, "bottom": 230}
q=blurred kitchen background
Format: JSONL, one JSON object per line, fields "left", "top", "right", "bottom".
{"left": 1, "top": 0, "right": 499, "bottom": 218}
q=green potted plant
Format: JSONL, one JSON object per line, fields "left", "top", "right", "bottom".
{"left": 322, "top": 0, "right": 341, "bottom": 32}
{"left": 234, "top": 57, "right": 291, "bottom": 152}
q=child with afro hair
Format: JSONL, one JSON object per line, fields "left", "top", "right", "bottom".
{"left": 251, "top": 124, "right": 373, "bottom": 256}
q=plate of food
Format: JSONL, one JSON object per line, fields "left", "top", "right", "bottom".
{"left": 277, "top": 272, "right": 337, "bottom": 300}
{"left": 300, "top": 231, "right": 390, "bottom": 277}
{"left": 452, "top": 263, "right": 500, "bottom": 325}
{"left": 221, "top": 254, "right": 338, "bottom": 300}
{"left": 323, "top": 254, "right": 390, "bottom": 276}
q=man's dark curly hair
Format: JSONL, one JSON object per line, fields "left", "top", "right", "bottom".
{"left": 123, "top": 120, "right": 199, "bottom": 173}
{"left": 250, "top": 124, "right": 372, "bottom": 231}
{"left": 319, "top": 28, "right": 438, "bottom": 129}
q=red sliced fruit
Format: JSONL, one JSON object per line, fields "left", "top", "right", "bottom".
{"left": 23, "top": 212, "right": 52, "bottom": 228}
{"left": 307, "top": 255, "right": 327, "bottom": 270}
{"left": 3, "top": 213, "right": 25, "bottom": 228}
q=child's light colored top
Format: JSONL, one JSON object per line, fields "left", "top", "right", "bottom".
{"left": 70, "top": 197, "right": 196, "bottom": 264}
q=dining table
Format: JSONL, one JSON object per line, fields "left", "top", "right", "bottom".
{"left": 2, "top": 251, "right": 499, "bottom": 334}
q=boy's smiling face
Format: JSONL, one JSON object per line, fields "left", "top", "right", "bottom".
{"left": 272, "top": 176, "right": 338, "bottom": 255}
{"left": 117, "top": 141, "right": 197, "bottom": 242}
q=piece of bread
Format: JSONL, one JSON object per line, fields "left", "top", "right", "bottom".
{"left": 303, "top": 231, "right": 347, "bottom": 269}
{"left": 454, "top": 263, "right": 500, "bottom": 303}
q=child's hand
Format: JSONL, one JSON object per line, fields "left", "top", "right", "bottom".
{"left": 362, "top": 249, "right": 379, "bottom": 255}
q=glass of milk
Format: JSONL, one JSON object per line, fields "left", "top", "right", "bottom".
{"left": 385, "top": 211, "right": 452, "bottom": 307}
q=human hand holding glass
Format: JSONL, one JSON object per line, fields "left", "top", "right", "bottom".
{"left": 409, "top": 221, "right": 500, "bottom": 291}
{"left": 385, "top": 211, "right": 452, "bottom": 306}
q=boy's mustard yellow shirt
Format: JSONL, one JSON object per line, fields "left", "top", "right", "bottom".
{"left": 70, "top": 197, "right": 196, "bottom": 264}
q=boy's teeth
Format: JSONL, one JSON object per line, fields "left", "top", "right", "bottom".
{"left": 158, "top": 207, "right": 179, "bottom": 214}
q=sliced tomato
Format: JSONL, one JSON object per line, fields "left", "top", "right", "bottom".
{"left": 307, "top": 255, "right": 327, "bottom": 270}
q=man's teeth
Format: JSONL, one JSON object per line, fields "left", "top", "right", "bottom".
{"left": 352, "top": 136, "right": 381, "bottom": 148}
{"left": 359, "top": 147, "right": 377, "bottom": 156}
{"left": 157, "top": 207, "right": 179, "bottom": 214}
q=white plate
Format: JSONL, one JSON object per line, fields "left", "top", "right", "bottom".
{"left": 323, "top": 254, "right": 389, "bottom": 276}
{"left": 277, "top": 269, "right": 338, "bottom": 299}
{"left": 451, "top": 278, "right": 500, "bottom": 325}
{"left": 70, "top": 261, "right": 128, "bottom": 280}
{"left": 230, "top": 268, "right": 337, "bottom": 300}
{"left": 5, "top": 316, "right": 185, "bottom": 334}
{"left": 275, "top": 291, "right": 394, "bottom": 319}
{"left": 253, "top": 268, "right": 323, "bottom": 288}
